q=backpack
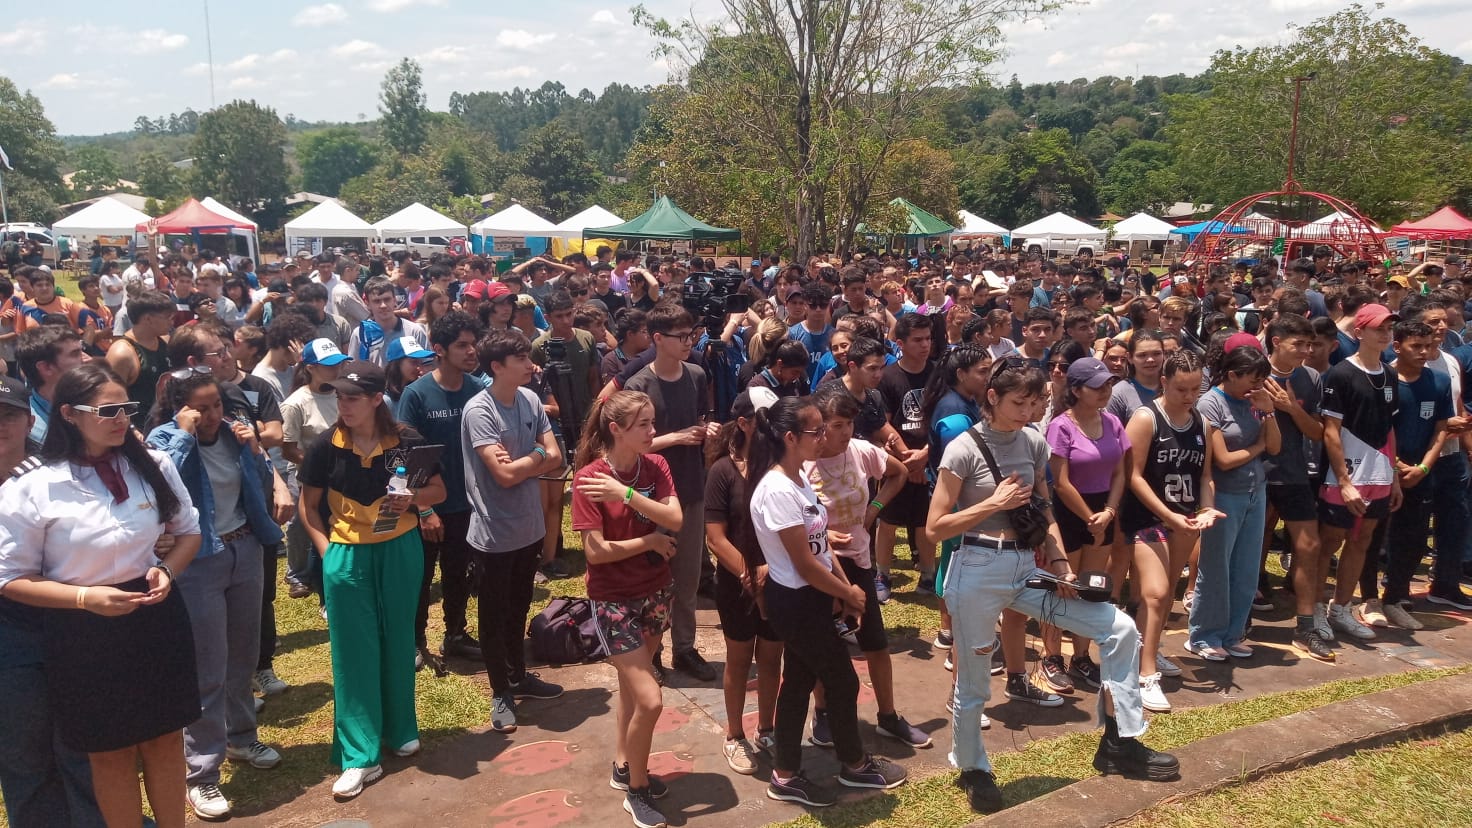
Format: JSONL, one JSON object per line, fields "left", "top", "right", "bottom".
{"left": 528, "top": 597, "right": 606, "bottom": 665}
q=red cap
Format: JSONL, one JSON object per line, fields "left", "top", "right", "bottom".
{"left": 1353, "top": 303, "right": 1398, "bottom": 330}
{"left": 459, "top": 279, "right": 487, "bottom": 300}
{"left": 1224, "top": 332, "right": 1264, "bottom": 354}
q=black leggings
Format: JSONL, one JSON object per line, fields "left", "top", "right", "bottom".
{"left": 764, "top": 580, "right": 863, "bottom": 769}
{"left": 474, "top": 541, "right": 541, "bottom": 695}
{"left": 417, "top": 510, "right": 474, "bottom": 645}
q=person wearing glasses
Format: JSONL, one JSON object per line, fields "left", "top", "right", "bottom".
{"left": 926, "top": 357, "right": 1178, "bottom": 815}
{"left": 0, "top": 363, "right": 202, "bottom": 828}
{"left": 146, "top": 368, "right": 287, "bottom": 819}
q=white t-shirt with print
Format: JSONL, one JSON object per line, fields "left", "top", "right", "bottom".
{"left": 750, "top": 468, "right": 830, "bottom": 590}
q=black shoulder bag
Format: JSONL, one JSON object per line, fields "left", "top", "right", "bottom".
{"left": 965, "top": 426, "right": 1051, "bottom": 549}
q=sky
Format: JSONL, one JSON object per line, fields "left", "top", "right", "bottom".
{"left": 3, "top": 0, "right": 1471, "bottom": 136}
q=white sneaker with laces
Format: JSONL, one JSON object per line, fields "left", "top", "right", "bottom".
{"left": 1155, "top": 651, "right": 1182, "bottom": 677}
{"left": 332, "top": 765, "right": 383, "bottom": 799}
{"left": 188, "top": 783, "right": 231, "bottom": 819}
{"left": 226, "top": 740, "right": 281, "bottom": 769}
{"left": 1329, "top": 602, "right": 1375, "bottom": 640}
{"left": 1313, "top": 602, "right": 1335, "bottom": 642}
{"left": 1140, "top": 672, "right": 1171, "bottom": 713}
{"left": 1383, "top": 602, "right": 1424, "bottom": 631}
{"left": 1357, "top": 598, "right": 1388, "bottom": 628}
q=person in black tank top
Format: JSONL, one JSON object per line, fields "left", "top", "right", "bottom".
{"left": 1121, "top": 351, "right": 1223, "bottom": 713}
{"left": 105, "top": 291, "right": 175, "bottom": 429}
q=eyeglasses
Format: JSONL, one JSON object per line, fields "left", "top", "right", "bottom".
{"left": 799, "top": 425, "right": 828, "bottom": 437}
{"left": 1048, "top": 361, "right": 1066, "bottom": 372}
{"left": 661, "top": 330, "right": 695, "bottom": 343}
{"left": 200, "top": 349, "right": 229, "bottom": 360}
{"left": 72, "top": 401, "right": 141, "bottom": 420}
{"left": 169, "top": 364, "right": 213, "bottom": 381}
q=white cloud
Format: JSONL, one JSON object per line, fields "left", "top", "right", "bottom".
{"left": 351, "top": 60, "right": 394, "bottom": 74}
{"left": 0, "top": 23, "right": 45, "bottom": 54}
{"left": 421, "top": 45, "right": 472, "bottom": 64}
{"left": 332, "top": 39, "right": 380, "bottom": 58}
{"left": 1267, "top": 0, "right": 1340, "bottom": 10}
{"left": 183, "top": 62, "right": 212, "bottom": 77}
{"left": 138, "top": 28, "right": 189, "bottom": 50}
{"left": 368, "top": 0, "right": 445, "bottom": 11}
{"left": 42, "top": 73, "right": 81, "bottom": 89}
{"left": 489, "top": 65, "right": 536, "bottom": 79}
{"left": 292, "top": 3, "right": 348, "bottom": 26}
{"left": 226, "top": 54, "right": 260, "bottom": 71}
{"left": 590, "top": 9, "right": 618, "bottom": 24}
{"left": 269, "top": 49, "right": 299, "bottom": 61}
{"left": 227, "top": 76, "right": 260, "bottom": 90}
{"left": 1045, "top": 50, "right": 1068, "bottom": 67}
{"left": 496, "top": 29, "right": 556, "bottom": 51}
{"left": 1144, "top": 13, "right": 1176, "bottom": 30}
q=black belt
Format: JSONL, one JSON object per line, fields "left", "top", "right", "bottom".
{"left": 961, "top": 533, "right": 1028, "bottom": 551}
{"left": 220, "top": 525, "right": 253, "bottom": 543}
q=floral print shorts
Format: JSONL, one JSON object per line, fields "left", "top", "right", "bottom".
{"left": 593, "top": 588, "right": 673, "bottom": 657}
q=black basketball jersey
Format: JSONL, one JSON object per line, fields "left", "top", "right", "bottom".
{"left": 1121, "top": 400, "right": 1208, "bottom": 534}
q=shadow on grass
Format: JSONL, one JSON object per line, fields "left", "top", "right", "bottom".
{"left": 256, "top": 680, "right": 333, "bottom": 729}
{"left": 275, "top": 625, "right": 330, "bottom": 652}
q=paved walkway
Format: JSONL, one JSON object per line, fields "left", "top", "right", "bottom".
{"left": 231, "top": 584, "right": 1472, "bottom": 828}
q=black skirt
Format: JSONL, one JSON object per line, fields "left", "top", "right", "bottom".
{"left": 44, "top": 577, "right": 200, "bottom": 753}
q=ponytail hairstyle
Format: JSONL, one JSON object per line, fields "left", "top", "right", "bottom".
{"left": 574, "top": 390, "right": 654, "bottom": 471}
{"left": 742, "top": 396, "right": 819, "bottom": 498}
{"left": 919, "top": 344, "right": 988, "bottom": 431}
{"left": 43, "top": 363, "right": 181, "bottom": 523}
{"left": 1161, "top": 348, "right": 1203, "bottom": 381}
{"left": 747, "top": 316, "right": 788, "bottom": 367}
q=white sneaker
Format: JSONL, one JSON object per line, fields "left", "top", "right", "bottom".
{"left": 1313, "top": 602, "right": 1335, "bottom": 642}
{"left": 253, "top": 668, "right": 289, "bottom": 696}
{"left": 188, "top": 783, "right": 231, "bottom": 819}
{"left": 979, "top": 712, "right": 991, "bottom": 730}
{"left": 723, "top": 737, "right": 758, "bottom": 775}
{"left": 226, "top": 740, "right": 281, "bottom": 769}
{"left": 394, "top": 739, "right": 421, "bottom": 757}
{"left": 1357, "top": 599, "right": 1388, "bottom": 628}
{"left": 1154, "top": 651, "right": 1183, "bottom": 678}
{"left": 332, "top": 765, "right": 382, "bottom": 799}
{"left": 1140, "top": 672, "right": 1171, "bottom": 713}
{"left": 1383, "top": 602, "right": 1425, "bottom": 631}
{"left": 944, "top": 653, "right": 953, "bottom": 672}
{"left": 1328, "top": 602, "right": 1375, "bottom": 640}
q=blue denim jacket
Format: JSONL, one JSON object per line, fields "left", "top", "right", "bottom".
{"left": 148, "top": 421, "right": 285, "bottom": 556}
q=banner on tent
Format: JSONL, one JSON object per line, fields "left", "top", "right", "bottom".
{"left": 492, "top": 236, "right": 526, "bottom": 252}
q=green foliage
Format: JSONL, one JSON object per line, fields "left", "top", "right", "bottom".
{"left": 510, "top": 124, "right": 602, "bottom": 218}
{"left": 1099, "top": 139, "right": 1182, "bottom": 214}
{"left": 436, "top": 195, "right": 486, "bottom": 228}
{"left": 338, "top": 154, "right": 452, "bottom": 222}
{"left": 191, "top": 99, "right": 291, "bottom": 219}
{"left": 0, "top": 76, "right": 65, "bottom": 222}
{"left": 958, "top": 128, "right": 1098, "bottom": 227}
{"left": 67, "top": 144, "right": 125, "bottom": 196}
{"left": 1164, "top": 3, "right": 1472, "bottom": 221}
{"left": 135, "top": 151, "right": 186, "bottom": 199}
{"left": 296, "top": 127, "right": 378, "bottom": 196}
{"left": 448, "top": 81, "right": 651, "bottom": 173}
{"left": 134, "top": 110, "right": 199, "bottom": 136}
{"left": 378, "top": 58, "right": 428, "bottom": 156}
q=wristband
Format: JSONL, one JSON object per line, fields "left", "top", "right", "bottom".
{"left": 624, "top": 486, "right": 634, "bottom": 504}
{"left": 869, "top": 499, "right": 884, "bottom": 510}
{"left": 152, "top": 562, "right": 173, "bottom": 583}
{"left": 419, "top": 508, "right": 435, "bottom": 518}
{"left": 532, "top": 445, "right": 548, "bottom": 460}
{"left": 1416, "top": 463, "right": 1429, "bottom": 475}
{"left": 75, "top": 586, "right": 89, "bottom": 609}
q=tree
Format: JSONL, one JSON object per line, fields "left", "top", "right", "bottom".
{"left": 338, "top": 155, "right": 452, "bottom": 221}
{"left": 297, "top": 127, "right": 378, "bottom": 196}
{"left": 68, "top": 145, "right": 125, "bottom": 196}
{"left": 0, "top": 76, "right": 65, "bottom": 222}
{"left": 1165, "top": 4, "right": 1472, "bottom": 221}
{"left": 957, "top": 129, "right": 1098, "bottom": 227}
{"left": 635, "top": 0, "right": 1058, "bottom": 259}
{"left": 191, "top": 99, "right": 291, "bottom": 218}
{"left": 513, "top": 124, "right": 602, "bottom": 217}
{"left": 135, "top": 152, "right": 186, "bottom": 199}
{"left": 379, "top": 58, "right": 428, "bottom": 155}
{"left": 1099, "top": 140, "right": 1181, "bottom": 214}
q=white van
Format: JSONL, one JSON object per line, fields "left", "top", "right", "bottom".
{"left": 1, "top": 223, "right": 61, "bottom": 264}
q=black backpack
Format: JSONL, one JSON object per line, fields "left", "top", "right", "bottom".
{"left": 528, "top": 597, "right": 607, "bottom": 665}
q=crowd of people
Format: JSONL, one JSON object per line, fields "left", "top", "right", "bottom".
{"left": 0, "top": 239, "right": 1468, "bottom": 828}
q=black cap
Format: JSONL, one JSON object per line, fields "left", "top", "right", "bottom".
{"left": 321, "top": 360, "right": 386, "bottom": 396}
{"left": 0, "top": 376, "right": 30, "bottom": 413}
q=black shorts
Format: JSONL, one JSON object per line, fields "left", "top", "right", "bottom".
{"left": 878, "top": 479, "right": 929, "bottom": 529}
{"left": 837, "top": 556, "right": 888, "bottom": 652}
{"left": 1056, "top": 490, "right": 1115, "bottom": 551}
{"left": 714, "top": 566, "right": 779, "bottom": 644}
{"left": 1318, "top": 492, "right": 1392, "bottom": 529}
{"left": 1268, "top": 483, "right": 1318, "bottom": 524}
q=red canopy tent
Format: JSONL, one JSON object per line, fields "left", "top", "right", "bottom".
{"left": 135, "top": 198, "right": 254, "bottom": 235}
{"left": 1389, "top": 206, "right": 1472, "bottom": 241}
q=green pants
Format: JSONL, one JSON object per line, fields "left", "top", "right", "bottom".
{"left": 324, "top": 531, "right": 424, "bottom": 769}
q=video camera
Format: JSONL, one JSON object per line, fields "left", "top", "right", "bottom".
{"left": 681, "top": 268, "right": 751, "bottom": 331}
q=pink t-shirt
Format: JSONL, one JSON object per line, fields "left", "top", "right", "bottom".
{"left": 804, "top": 440, "right": 888, "bottom": 569}
{"left": 1045, "top": 411, "right": 1130, "bottom": 494}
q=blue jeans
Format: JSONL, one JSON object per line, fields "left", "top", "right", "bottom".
{"left": 0, "top": 663, "right": 105, "bottom": 827}
{"left": 179, "top": 532, "right": 265, "bottom": 785}
{"left": 945, "top": 541, "right": 1144, "bottom": 773}
{"left": 1190, "top": 487, "right": 1266, "bottom": 649}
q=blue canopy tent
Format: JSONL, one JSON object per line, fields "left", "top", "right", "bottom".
{"left": 1170, "top": 220, "right": 1248, "bottom": 242}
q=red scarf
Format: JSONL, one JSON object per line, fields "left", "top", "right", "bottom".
{"left": 80, "top": 451, "right": 129, "bottom": 504}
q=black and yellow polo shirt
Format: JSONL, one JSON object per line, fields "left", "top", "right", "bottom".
{"left": 298, "top": 424, "right": 438, "bottom": 546}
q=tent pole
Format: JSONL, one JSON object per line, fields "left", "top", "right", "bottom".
{"left": 0, "top": 170, "right": 8, "bottom": 227}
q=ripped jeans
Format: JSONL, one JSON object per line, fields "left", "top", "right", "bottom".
{"left": 946, "top": 539, "right": 1145, "bottom": 773}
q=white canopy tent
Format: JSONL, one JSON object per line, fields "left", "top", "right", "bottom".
{"left": 52, "top": 196, "right": 151, "bottom": 241}
{"left": 284, "top": 200, "right": 376, "bottom": 256}
{"left": 1011, "top": 212, "right": 1105, "bottom": 241}
{"left": 471, "top": 204, "right": 557, "bottom": 237}
{"left": 953, "top": 210, "right": 1008, "bottom": 237}
{"left": 549, "top": 205, "right": 624, "bottom": 238}
{"left": 1311, "top": 211, "right": 1383, "bottom": 233}
{"left": 201, "top": 197, "right": 258, "bottom": 229}
{"left": 1110, "top": 212, "right": 1176, "bottom": 242}
{"left": 372, "top": 202, "right": 467, "bottom": 238}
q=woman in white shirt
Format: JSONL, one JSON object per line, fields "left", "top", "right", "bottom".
{"left": 0, "top": 363, "right": 202, "bottom": 828}
{"left": 748, "top": 396, "right": 906, "bottom": 809}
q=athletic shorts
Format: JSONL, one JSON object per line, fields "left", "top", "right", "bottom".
{"left": 878, "top": 479, "right": 930, "bottom": 529}
{"left": 1056, "top": 490, "right": 1115, "bottom": 551}
{"left": 593, "top": 587, "right": 673, "bottom": 657}
{"left": 1268, "top": 483, "right": 1317, "bottom": 524}
{"left": 1318, "top": 494, "right": 1391, "bottom": 529}
{"left": 714, "top": 566, "right": 779, "bottom": 644}
{"left": 837, "top": 556, "right": 888, "bottom": 652}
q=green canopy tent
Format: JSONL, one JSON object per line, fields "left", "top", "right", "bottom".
{"left": 855, "top": 197, "right": 955, "bottom": 238}
{"left": 582, "top": 196, "right": 741, "bottom": 241}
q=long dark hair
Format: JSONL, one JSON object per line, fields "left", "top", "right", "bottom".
{"left": 42, "top": 364, "right": 181, "bottom": 522}
{"left": 146, "top": 371, "right": 221, "bottom": 432}
{"left": 982, "top": 357, "right": 1047, "bottom": 418}
{"left": 743, "top": 396, "right": 818, "bottom": 498}
{"left": 919, "top": 344, "right": 988, "bottom": 432}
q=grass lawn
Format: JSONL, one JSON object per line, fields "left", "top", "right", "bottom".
{"left": 772, "top": 665, "right": 1471, "bottom": 828}
{"left": 1123, "top": 726, "right": 1472, "bottom": 828}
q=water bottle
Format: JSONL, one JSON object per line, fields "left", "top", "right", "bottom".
{"left": 387, "top": 466, "right": 410, "bottom": 497}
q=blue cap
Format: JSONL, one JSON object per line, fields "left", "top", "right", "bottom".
{"left": 385, "top": 337, "right": 435, "bottom": 363}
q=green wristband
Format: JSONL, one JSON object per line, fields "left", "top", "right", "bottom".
{"left": 869, "top": 499, "right": 884, "bottom": 510}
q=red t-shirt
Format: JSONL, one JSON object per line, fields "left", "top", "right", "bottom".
{"left": 571, "top": 453, "right": 676, "bottom": 601}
